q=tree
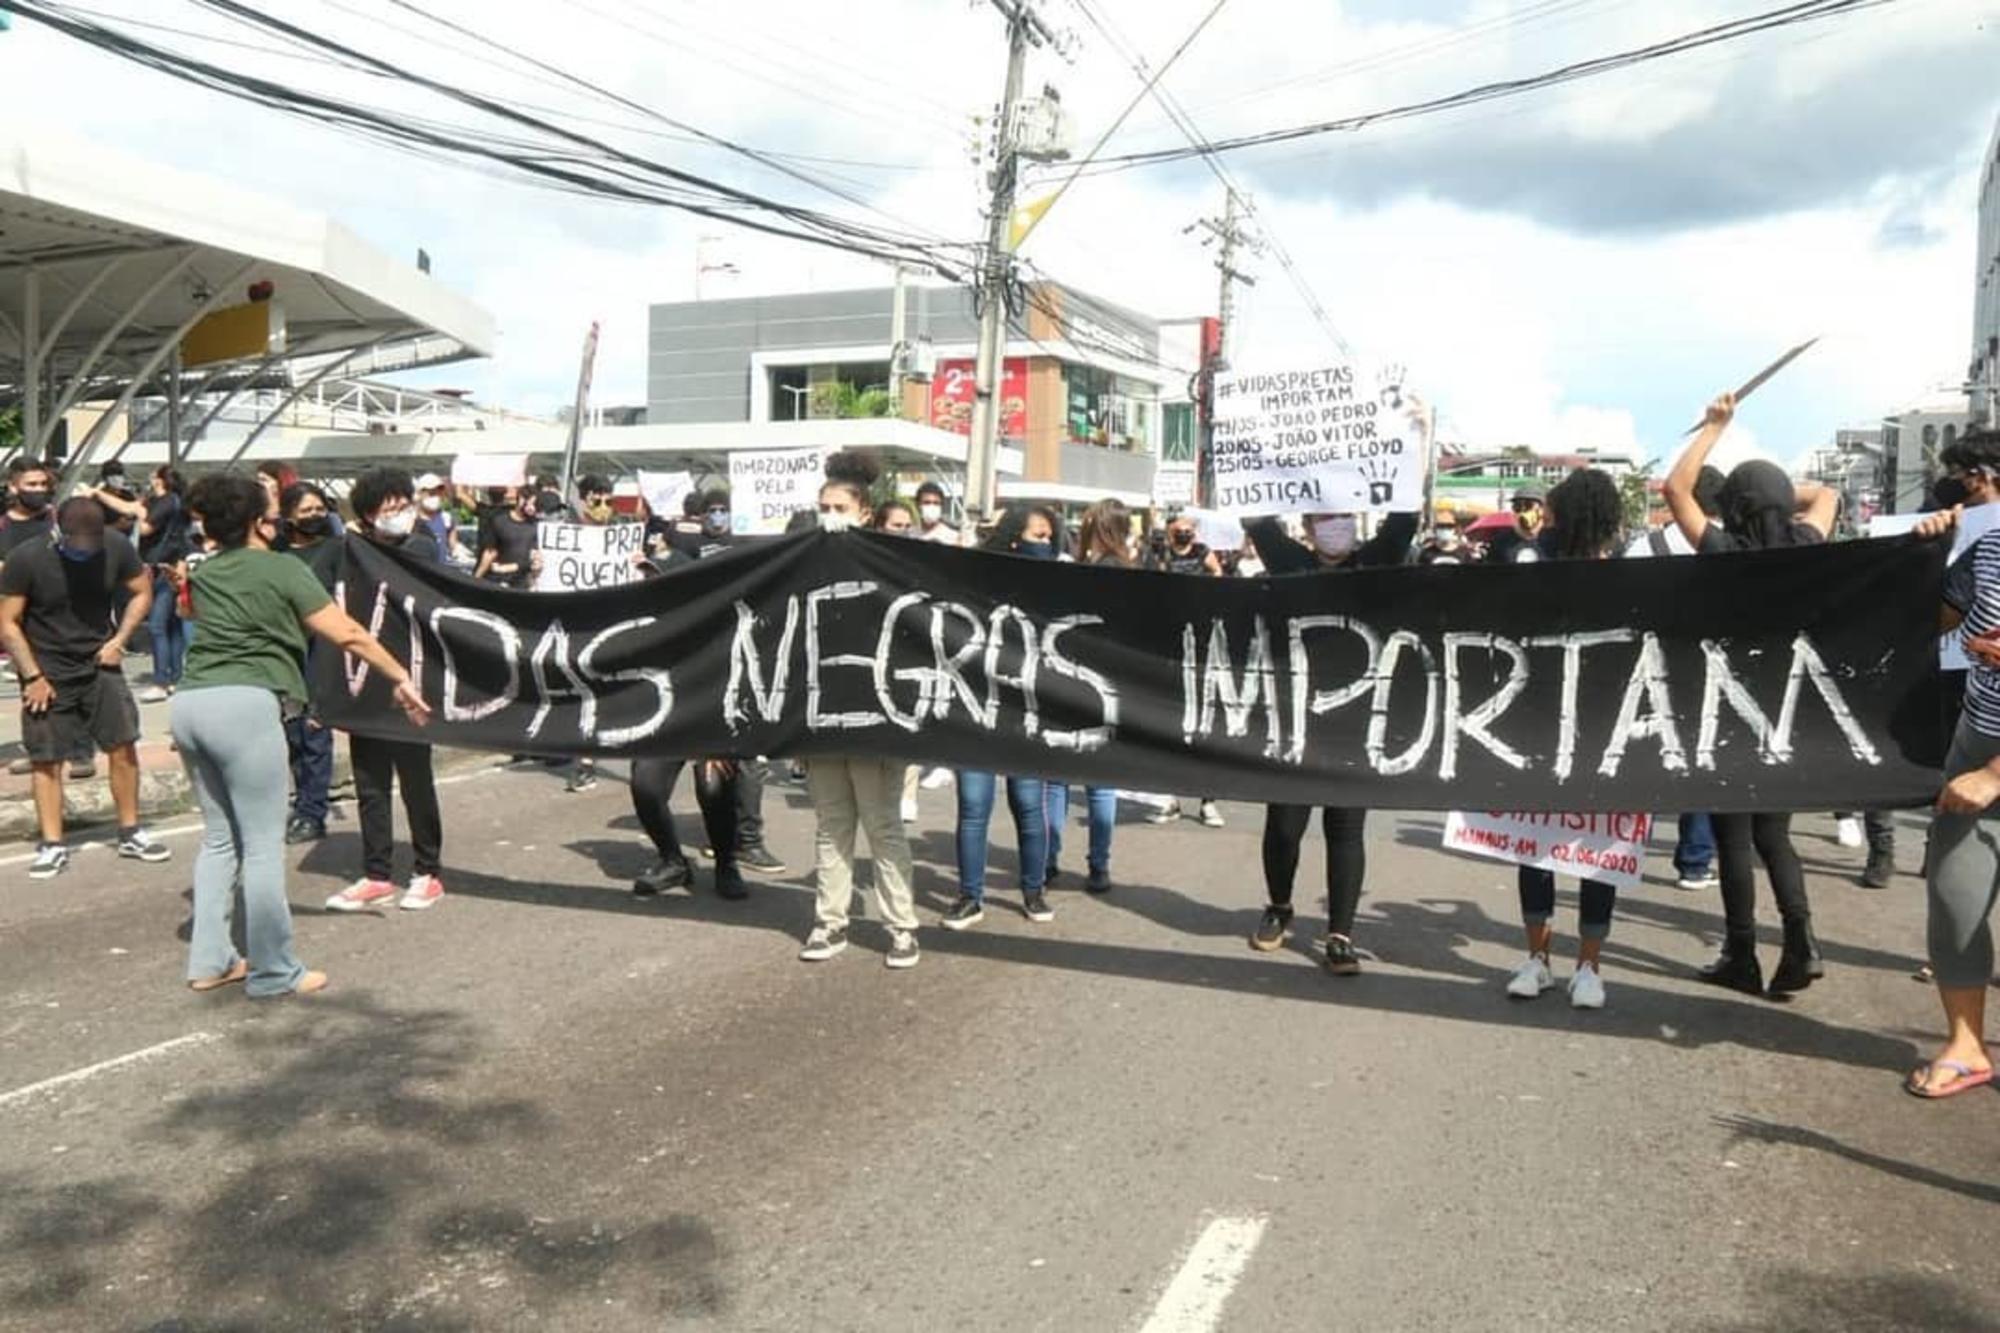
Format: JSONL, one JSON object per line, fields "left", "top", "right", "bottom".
{"left": 819, "top": 381, "right": 890, "bottom": 420}
{"left": 0, "top": 406, "right": 19, "bottom": 453}
{"left": 1619, "top": 460, "right": 1657, "bottom": 532}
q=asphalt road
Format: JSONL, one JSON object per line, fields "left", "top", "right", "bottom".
{"left": 1, "top": 761, "right": 1996, "bottom": 1332}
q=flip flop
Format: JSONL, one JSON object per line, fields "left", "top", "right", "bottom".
{"left": 1904, "top": 1061, "right": 1995, "bottom": 1100}
{"left": 188, "top": 959, "right": 248, "bottom": 993}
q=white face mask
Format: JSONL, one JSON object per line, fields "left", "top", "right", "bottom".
{"left": 818, "top": 510, "right": 856, "bottom": 534}
{"left": 375, "top": 507, "right": 417, "bottom": 539}
{"left": 420, "top": 494, "right": 443, "bottom": 513}
{"left": 919, "top": 503, "right": 943, "bottom": 525}
{"left": 1311, "top": 515, "right": 1359, "bottom": 559}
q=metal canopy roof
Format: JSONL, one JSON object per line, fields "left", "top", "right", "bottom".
{"left": 0, "top": 128, "right": 496, "bottom": 474}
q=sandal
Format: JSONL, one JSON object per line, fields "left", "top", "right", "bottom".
{"left": 188, "top": 959, "right": 248, "bottom": 993}
{"left": 1904, "top": 1060, "right": 1995, "bottom": 1100}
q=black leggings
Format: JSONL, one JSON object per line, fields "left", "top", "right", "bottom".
{"left": 1262, "top": 805, "right": 1367, "bottom": 936}
{"left": 1711, "top": 811, "right": 1810, "bottom": 940}
{"left": 1518, "top": 867, "right": 1615, "bottom": 940}
{"left": 631, "top": 759, "right": 739, "bottom": 869}
{"left": 351, "top": 735, "right": 441, "bottom": 881}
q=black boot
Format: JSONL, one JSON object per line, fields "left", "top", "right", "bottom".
{"left": 1698, "top": 938, "right": 1765, "bottom": 996}
{"left": 1767, "top": 920, "right": 1825, "bottom": 995}
{"left": 1860, "top": 848, "right": 1894, "bottom": 889}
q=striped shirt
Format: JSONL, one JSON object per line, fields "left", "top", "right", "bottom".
{"left": 1945, "top": 529, "right": 2000, "bottom": 737}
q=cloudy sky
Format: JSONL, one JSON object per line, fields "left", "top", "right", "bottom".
{"left": 2, "top": 0, "right": 1994, "bottom": 466}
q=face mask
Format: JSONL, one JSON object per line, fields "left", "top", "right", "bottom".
{"left": 1170, "top": 529, "right": 1195, "bottom": 549}
{"left": 487, "top": 488, "right": 511, "bottom": 508}
{"left": 818, "top": 510, "right": 856, "bottom": 534}
{"left": 704, "top": 510, "right": 731, "bottom": 535}
{"left": 188, "top": 520, "right": 206, "bottom": 541}
{"left": 585, "top": 501, "right": 613, "bottom": 522}
{"left": 1311, "top": 516, "right": 1359, "bottom": 559}
{"left": 919, "top": 503, "right": 943, "bottom": 525}
{"left": 1436, "top": 528, "right": 1461, "bottom": 548}
{"left": 15, "top": 489, "right": 50, "bottom": 514}
{"left": 291, "top": 514, "right": 331, "bottom": 539}
{"left": 420, "top": 494, "right": 443, "bottom": 514}
{"left": 56, "top": 541, "right": 100, "bottom": 564}
{"left": 1017, "top": 539, "right": 1056, "bottom": 560}
{"left": 375, "top": 508, "right": 417, "bottom": 539}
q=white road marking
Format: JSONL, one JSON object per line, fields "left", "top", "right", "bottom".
{"left": 0, "top": 1031, "right": 220, "bottom": 1110}
{"left": 1139, "top": 1215, "right": 1268, "bottom": 1333}
{"left": 0, "top": 759, "right": 512, "bottom": 868}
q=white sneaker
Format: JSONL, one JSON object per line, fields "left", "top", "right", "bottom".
{"left": 1569, "top": 962, "right": 1607, "bottom": 1010}
{"left": 919, "top": 768, "right": 953, "bottom": 790}
{"left": 1198, "top": 800, "right": 1226, "bottom": 828}
{"left": 1676, "top": 870, "right": 1720, "bottom": 891}
{"left": 398, "top": 874, "right": 445, "bottom": 911}
{"left": 1145, "top": 805, "right": 1181, "bottom": 825}
{"left": 1505, "top": 954, "right": 1554, "bottom": 999}
{"left": 138, "top": 685, "right": 172, "bottom": 704}
{"left": 1836, "top": 816, "right": 1864, "bottom": 849}
{"left": 900, "top": 796, "right": 919, "bottom": 824}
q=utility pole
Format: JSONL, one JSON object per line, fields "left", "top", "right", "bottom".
{"left": 965, "top": 0, "right": 1053, "bottom": 525}
{"left": 888, "top": 262, "right": 908, "bottom": 420}
{"left": 1188, "top": 191, "right": 1258, "bottom": 507}
{"left": 558, "top": 321, "right": 599, "bottom": 503}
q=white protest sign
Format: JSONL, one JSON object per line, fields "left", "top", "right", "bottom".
{"left": 1209, "top": 361, "right": 1426, "bottom": 517}
{"left": 728, "top": 448, "right": 826, "bottom": 535}
{"left": 452, "top": 453, "right": 529, "bottom": 489}
{"left": 1870, "top": 504, "right": 2000, "bottom": 669}
{"left": 534, "top": 521, "right": 646, "bottom": 592}
{"left": 1182, "top": 506, "right": 1245, "bottom": 552}
{"left": 638, "top": 470, "right": 695, "bottom": 521}
{"left": 1442, "top": 810, "right": 1652, "bottom": 891}
{"left": 1153, "top": 463, "right": 1197, "bottom": 507}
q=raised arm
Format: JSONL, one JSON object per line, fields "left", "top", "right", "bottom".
{"left": 1665, "top": 392, "right": 1735, "bottom": 549}
{"left": 302, "top": 602, "right": 432, "bottom": 723}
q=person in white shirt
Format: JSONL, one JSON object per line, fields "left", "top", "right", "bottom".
{"left": 915, "top": 480, "right": 960, "bottom": 545}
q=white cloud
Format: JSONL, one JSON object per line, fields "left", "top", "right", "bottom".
{"left": 0, "top": 0, "right": 1989, "bottom": 462}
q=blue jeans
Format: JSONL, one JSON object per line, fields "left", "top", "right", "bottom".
{"left": 147, "top": 571, "right": 188, "bottom": 687}
{"left": 284, "top": 714, "right": 334, "bottom": 824}
{"left": 955, "top": 770, "right": 1047, "bottom": 902}
{"left": 1046, "top": 782, "right": 1115, "bottom": 876}
{"left": 1675, "top": 813, "right": 1715, "bottom": 878}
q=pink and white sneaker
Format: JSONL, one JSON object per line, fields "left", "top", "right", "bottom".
{"left": 399, "top": 874, "right": 445, "bottom": 911}
{"left": 325, "top": 878, "right": 396, "bottom": 912}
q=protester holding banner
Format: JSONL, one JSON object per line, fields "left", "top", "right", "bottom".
{"left": 873, "top": 500, "right": 916, "bottom": 537}
{"left": 796, "top": 455, "right": 921, "bottom": 967}
{"left": 1668, "top": 392, "right": 1838, "bottom": 996}
{"left": 1241, "top": 505, "right": 1419, "bottom": 973}
{"left": 1484, "top": 483, "right": 1547, "bottom": 565}
{"left": 1046, "top": 501, "right": 1134, "bottom": 893}
{"left": 173, "top": 471, "right": 430, "bottom": 997}
{"left": 324, "top": 469, "right": 449, "bottom": 915}
{"left": 1503, "top": 469, "right": 1628, "bottom": 1010}
{"left": 943, "top": 507, "right": 1066, "bottom": 930}
{"left": 915, "top": 480, "right": 958, "bottom": 545}
{"left": 475, "top": 487, "right": 539, "bottom": 589}
{"left": 1145, "top": 510, "right": 1228, "bottom": 831}
{"left": 276, "top": 483, "right": 341, "bottom": 845}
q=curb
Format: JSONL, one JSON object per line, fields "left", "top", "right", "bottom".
{"left": 0, "top": 747, "right": 503, "bottom": 844}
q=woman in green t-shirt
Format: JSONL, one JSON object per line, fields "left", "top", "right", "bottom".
{"left": 174, "top": 473, "right": 431, "bottom": 999}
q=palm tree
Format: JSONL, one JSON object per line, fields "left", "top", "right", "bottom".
{"left": 812, "top": 381, "right": 892, "bottom": 420}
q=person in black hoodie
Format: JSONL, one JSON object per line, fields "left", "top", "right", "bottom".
{"left": 1242, "top": 507, "right": 1417, "bottom": 974}
{"left": 323, "top": 468, "right": 448, "bottom": 914}
{"left": 1665, "top": 391, "right": 1838, "bottom": 997}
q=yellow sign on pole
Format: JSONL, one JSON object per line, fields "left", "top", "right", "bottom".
{"left": 181, "top": 300, "right": 286, "bottom": 368}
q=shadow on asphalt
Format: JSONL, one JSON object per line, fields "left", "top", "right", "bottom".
{"left": 0, "top": 992, "right": 728, "bottom": 1327}
{"left": 1714, "top": 1114, "right": 2000, "bottom": 1207}
{"left": 1695, "top": 1268, "right": 2000, "bottom": 1331}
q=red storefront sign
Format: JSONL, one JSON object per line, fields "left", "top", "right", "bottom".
{"left": 932, "top": 358, "right": 1028, "bottom": 438}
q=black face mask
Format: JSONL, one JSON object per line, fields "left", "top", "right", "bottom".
{"left": 291, "top": 514, "right": 332, "bottom": 539}
{"left": 1933, "top": 476, "right": 1972, "bottom": 510}
{"left": 14, "top": 489, "right": 50, "bottom": 514}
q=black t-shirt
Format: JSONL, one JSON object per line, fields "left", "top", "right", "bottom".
{"left": 286, "top": 536, "right": 346, "bottom": 593}
{"left": 478, "top": 510, "right": 538, "bottom": 585}
{"left": 1697, "top": 523, "right": 1825, "bottom": 554}
{"left": 0, "top": 531, "right": 143, "bottom": 682}
{"left": 1163, "top": 542, "right": 1213, "bottom": 575}
{"left": 140, "top": 493, "right": 189, "bottom": 565}
{"left": 0, "top": 512, "right": 53, "bottom": 562}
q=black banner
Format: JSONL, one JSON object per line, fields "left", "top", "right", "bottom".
{"left": 315, "top": 531, "right": 1947, "bottom": 813}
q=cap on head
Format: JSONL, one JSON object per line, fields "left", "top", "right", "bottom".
{"left": 414, "top": 472, "right": 445, "bottom": 492}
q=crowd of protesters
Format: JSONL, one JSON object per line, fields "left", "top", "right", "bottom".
{"left": 5, "top": 389, "right": 2000, "bottom": 1104}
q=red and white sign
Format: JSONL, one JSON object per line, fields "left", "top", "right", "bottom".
{"left": 932, "top": 358, "right": 1028, "bottom": 439}
{"left": 1442, "top": 810, "right": 1652, "bottom": 890}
